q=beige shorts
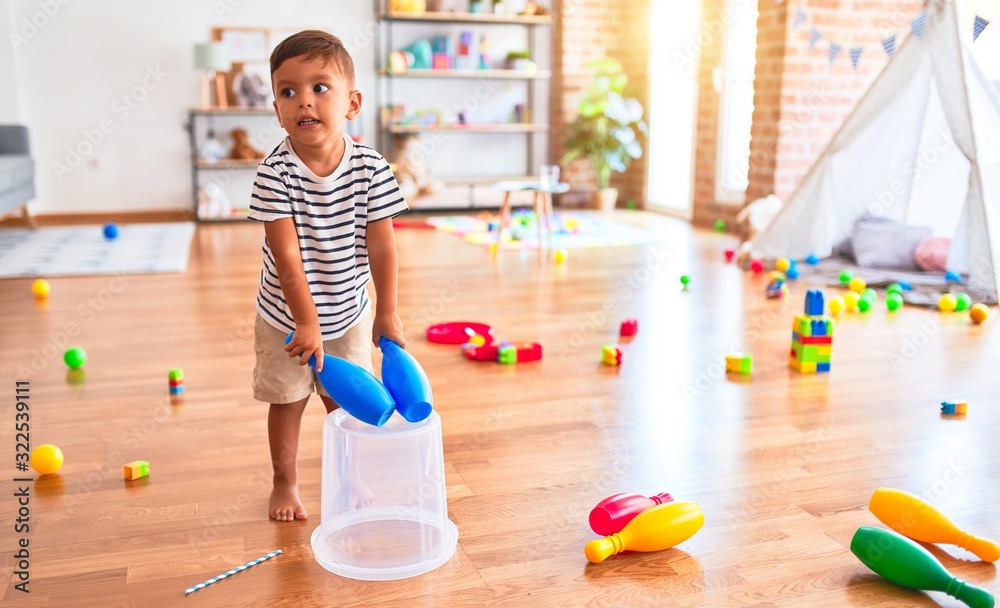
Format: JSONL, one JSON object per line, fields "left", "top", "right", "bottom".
{"left": 253, "top": 310, "right": 374, "bottom": 404}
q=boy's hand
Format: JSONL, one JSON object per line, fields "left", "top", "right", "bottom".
{"left": 373, "top": 311, "right": 406, "bottom": 348}
{"left": 286, "top": 323, "right": 325, "bottom": 372}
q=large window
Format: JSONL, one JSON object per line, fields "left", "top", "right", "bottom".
{"left": 716, "top": 0, "right": 759, "bottom": 204}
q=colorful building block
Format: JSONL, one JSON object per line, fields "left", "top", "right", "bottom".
{"left": 620, "top": 319, "right": 638, "bottom": 337}
{"left": 497, "top": 343, "right": 517, "bottom": 364}
{"left": 804, "top": 289, "right": 825, "bottom": 316}
{"left": 725, "top": 353, "right": 753, "bottom": 375}
{"left": 515, "top": 342, "right": 542, "bottom": 362}
{"left": 790, "top": 291, "right": 834, "bottom": 373}
{"left": 941, "top": 401, "right": 968, "bottom": 415}
{"left": 124, "top": 460, "right": 149, "bottom": 480}
{"left": 601, "top": 344, "right": 622, "bottom": 366}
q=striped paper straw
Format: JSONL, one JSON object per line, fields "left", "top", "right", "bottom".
{"left": 184, "top": 549, "right": 282, "bottom": 595}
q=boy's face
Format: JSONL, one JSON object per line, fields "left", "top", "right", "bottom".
{"left": 271, "top": 56, "right": 361, "bottom": 147}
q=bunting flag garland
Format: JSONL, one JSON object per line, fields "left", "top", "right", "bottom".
{"left": 828, "top": 42, "right": 842, "bottom": 66}
{"left": 792, "top": 9, "right": 806, "bottom": 28}
{"left": 849, "top": 46, "right": 864, "bottom": 71}
{"left": 808, "top": 28, "right": 823, "bottom": 50}
{"left": 911, "top": 10, "right": 927, "bottom": 38}
{"left": 973, "top": 15, "right": 989, "bottom": 41}
{"left": 882, "top": 35, "right": 896, "bottom": 57}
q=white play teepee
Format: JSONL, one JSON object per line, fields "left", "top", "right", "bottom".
{"left": 752, "top": 0, "right": 1000, "bottom": 300}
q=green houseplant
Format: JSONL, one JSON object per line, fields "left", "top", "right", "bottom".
{"left": 560, "top": 58, "right": 647, "bottom": 210}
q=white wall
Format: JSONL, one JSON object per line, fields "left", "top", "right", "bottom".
{"left": 4, "top": 0, "right": 375, "bottom": 213}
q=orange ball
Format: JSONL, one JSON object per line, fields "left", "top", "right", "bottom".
{"left": 970, "top": 303, "right": 989, "bottom": 324}
{"left": 31, "top": 444, "right": 64, "bottom": 475}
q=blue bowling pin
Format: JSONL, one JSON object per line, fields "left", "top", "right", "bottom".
{"left": 379, "top": 337, "right": 433, "bottom": 422}
{"left": 284, "top": 333, "right": 395, "bottom": 427}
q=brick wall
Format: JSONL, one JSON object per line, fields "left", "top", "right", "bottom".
{"left": 551, "top": 0, "right": 651, "bottom": 208}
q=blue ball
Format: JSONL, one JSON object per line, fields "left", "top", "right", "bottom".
{"left": 898, "top": 281, "right": 912, "bottom": 291}
{"left": 805, "top": 254, "right": 820, "bottom": 265}
{"left": 103, "top": 223, "right": 119, "bottom": 239}
{"left": 786, "top": 265, "right": 800, "bottom": 280}
{"left": 945, "top": 270, "right": 961, "bottom": 283}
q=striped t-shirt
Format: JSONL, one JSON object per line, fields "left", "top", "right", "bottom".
{"left": 247, "top": 134, "right": 408, "bottom": 340}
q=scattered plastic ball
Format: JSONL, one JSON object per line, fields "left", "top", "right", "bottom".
{"left": 945, "top": 270, "right": 961, "bottom": 283}
{"left": 970, "top": 303, "right": 990, "bottom": 324}
{"left": 938, "top": 293, "right": 958, "bottom": 313}
{"left": 857, "top": 297, "right": 872, "bottom": 312}
{"left": 750, "top": 260, "right": 764, "bottom": 273}
{"left": 554, "top": 249, "right": 567, "bottom": 264}
{"left": 714, "top": 219, "right": 726, "bottom": 232}
{"left": 848, "top": 277, "right": 867, "bottom": 293}
{"left": 844, "top": 291, "right": 860, "bottom": 311}
{"left": 724, "top": 249, "right": 735, "bottom": 262}
{"left": 898, "top": 281, "right": 912, "bottom": 291}
{"left": 954, "top": 293, "right": 971, "bottom": 312}
{"left": 775, "top": 257, "right": 791, "bottom": 272}
{"left": 786, "top": 265, "right": 800, "bottom": 280}
{"left": 886, "top": 292, "right": 904, "bottom": 311}
{"left": 31, "top": 444, "right": 64, "bottom": 475}
{"left": 805, "top": 254, "right": 820, "bottom": 265}
{"left": 680, "top": 275, "right": 691, "bottom": 288}
{"left": 887, "top": 283, "right": 903, "bottom": 296}
{"left": 839, "top": 270, "right": 854, "bottom": 284}
{"left": 103, "top": 222, "right": 119, "bottom": 239}
{"left": 861, "top": 288, "right": 877, "bottom": 302}
{"left": 828, "top": 297, "right": 845, "bottom": 316}
{"left": 64, "top": 347, "right": 87, "bottom": 370}
{"left": 31, "top": 279, "right": 51, "bottom": 298}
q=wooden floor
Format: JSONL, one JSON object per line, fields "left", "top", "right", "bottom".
{"left": 1, "top": 211, "right": 998, "bottom": 607}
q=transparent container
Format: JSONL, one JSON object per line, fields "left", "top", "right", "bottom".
{"left": 311, "top": 409, "right": 459, "bottom": 580}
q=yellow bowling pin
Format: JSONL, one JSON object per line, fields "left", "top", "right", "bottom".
{"left": 869, "top": 487, "right": 1000, "bottom": 563}
{"left": 585, "top": 501, "right": 704, "bottom": 563}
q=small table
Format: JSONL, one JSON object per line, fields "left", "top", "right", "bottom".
{"left": 493, "top": 180, "right": 570, "bottom": 252}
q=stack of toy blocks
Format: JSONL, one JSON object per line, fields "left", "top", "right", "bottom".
{"left": 601, "top": 344, "right": 622, "bottom": 366}
{"left": 124, "top": 460, "right": 150, "bottom": 480}
{"left": 790, "top": 289, "right": 833, "bottom": 373}
{"left": 941, "top": 401, "right": 968, "bottom": 415}
{"left": 168, "top": 368, "right": 184, "bottom": 395}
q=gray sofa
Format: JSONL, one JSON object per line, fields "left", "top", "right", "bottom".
{"left": 0, "top": 125, "right": 36, "bottom": 226}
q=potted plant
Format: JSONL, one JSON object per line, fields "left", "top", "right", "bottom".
{"left": 504, "top": 50, "right": 536, "bottom": 72}
{"left": 560, "top": 58, "right": 647, "bottom": 211}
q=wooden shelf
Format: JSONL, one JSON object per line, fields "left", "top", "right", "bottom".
{"left": 384, "top": 123, "right": 549, "bottom": 134}
{"left": 189, "top": 107, "right": 274, "bottom": 116}
{"left": 195, "top": 160, "right": 261, "bottom": 169}
{"left": 379, "top": 11, "right": 552, "bottom": 25}
{"left": 379, "top": 68, "right": 550, "bottom": 80}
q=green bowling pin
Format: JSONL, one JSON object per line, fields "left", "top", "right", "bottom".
{"left": 851, "top": 526, "right": 995, "bottom": 608}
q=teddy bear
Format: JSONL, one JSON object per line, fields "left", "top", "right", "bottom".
{"left": 229, "top": 127, "right": 265, "bottom": 161}
{"left": 392, "top": 134, "right": 445, "bottom": 200}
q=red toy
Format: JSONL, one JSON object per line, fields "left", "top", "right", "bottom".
{"left": 426, "top": 322, "right": 494, "bottom": 344}
{"left": 515, "top": 342, "right": 543, "bottom": 362}
{"left": 619, "top": 319, "right": 638, "bottom": 337}
{"left": 462, "top": 341, "right": 498, "bottom": 361}
{"left": 589, "top": 492, "right": 674, "bottom": 536}
{"left": 750, "top": 259, "right": 764, "bottom": 273}
{"left": 724, "top": 249, "right": 735, "bottom": 262}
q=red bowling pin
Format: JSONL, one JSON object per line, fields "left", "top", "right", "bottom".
{"left": 589, "top": 492, "right": 674, "bottom": 535}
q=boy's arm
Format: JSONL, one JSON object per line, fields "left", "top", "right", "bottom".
{"left": 263, "top": 217, "right": 325, "bottom": 371}
{"left": 367, "top": 218, "right": 406, "bottom": 348}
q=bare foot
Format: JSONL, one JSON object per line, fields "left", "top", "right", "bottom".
{"left": 347, "top": 477, "right": 378, "bottom": 510}
{"left": 269, "top": 481, "right": 307, "bottom": 522}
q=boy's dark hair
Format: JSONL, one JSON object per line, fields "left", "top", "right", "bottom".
{"left": 269, "top": 30, "right": 355, "bottom": 85}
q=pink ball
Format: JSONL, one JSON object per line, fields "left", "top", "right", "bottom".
{"left": 750, "top": 260, "right": 764, "bottom": 273}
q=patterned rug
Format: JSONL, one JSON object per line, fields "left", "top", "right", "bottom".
{"left": 0, "top": 222, "right": 196, "bottom": 278}
{"left": 427, "top": 211, "right": 667, "bottom": 250}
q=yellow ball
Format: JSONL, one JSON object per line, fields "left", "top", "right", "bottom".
{"left": 843, "top": 291, "right": 860, "bottom": 311}
{"left": 31, "top": 279, "right": 51, "bottom": 298}
{"left": 970, "top": 303, "right": 990, "bottom": 324}
{"left": 31, "top": 444, "right": 64, "bottom": 475}
{"left": 828, "top": 297, "right": 845, "bottom": 316}
{"left": 775, "top": 257, "right": 791, "bottom": 272}
{"left": 489, "top": 242, "right": 499, "bottom": 255}
{"left": 554, "top": 249, "right": 567, "bottom": 264}
{"left": 938, "top": 293, "right": 958, "bottom": 313}
{"left": 848, "top": 277, "right": 867, "bottom": 293}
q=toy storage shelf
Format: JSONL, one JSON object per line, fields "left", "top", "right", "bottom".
{"left": 385, "top": 123, "right": 550, "bottom": 133}
{"left": 379, "top": 11, "right": 552, "bottom": 25}
{"left": 374, "top": 3, "right": 555, "bottom": 210}
{"left": 378, "top": 68, "right": 551, "bottom": 79}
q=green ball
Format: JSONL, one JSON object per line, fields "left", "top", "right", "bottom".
{"left": 857, "top": 297, "right": 872, "bottom": 312}
{"left": 886, "top": 293, "right": 903, "bottom": 311}
{"left": 680, "top": 275, "right": 691, "bottom": 287}
{"left": 839, "top": 270, "right": 854, "bottom": 284}
{"left": 954, "top": 293, "right": 971, "bottom": 312}
{"left": 64, "top": 347, "right": 87, "bottom": 370}
{"left": 887, "top": 283, "right": 903, "bottom": 296}
{"left": 625, "top": 200, "right": 638, "bottom": 210}
{"left": 861, "top": 288, "right": 877, "bottom": 302}
{"left": 168, "top": 368, "right": 184, "bottom": 381}
{"left": 714, "top": 219, "right": 726, "bottom": 232}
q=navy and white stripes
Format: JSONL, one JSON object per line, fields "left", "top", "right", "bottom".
{"left": 248, "top": 135, "right": 408, "bottom": 340}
